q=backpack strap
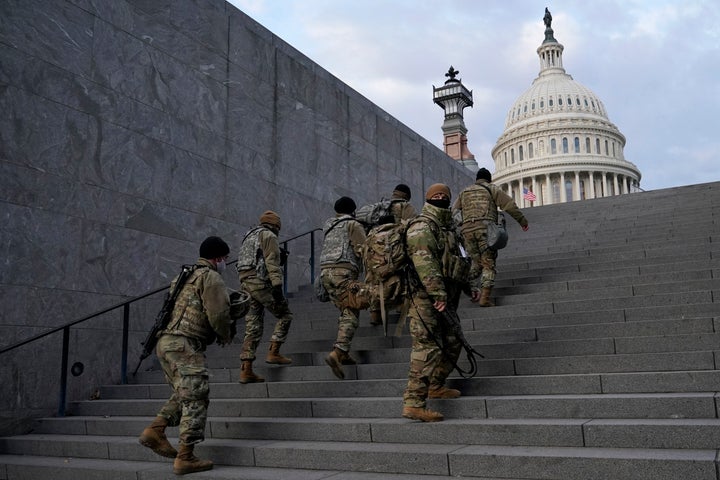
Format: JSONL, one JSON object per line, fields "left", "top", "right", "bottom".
{"left": 324, "top": 217, "right": 355, "bottom": 237}
{"left": 477, "top": 183, "right": 498, "bottom": 219}
{"left": 241, "top": 225, "right": 266, "bottom": 244}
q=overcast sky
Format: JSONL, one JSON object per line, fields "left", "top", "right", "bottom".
{"left": 228, "top": 0, "right": 719, "bottom": 192}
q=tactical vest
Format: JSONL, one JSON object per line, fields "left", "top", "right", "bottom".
{"left": 236, "top": 226, "right": 271, "bottom": 280}
{"left": 320, "top": 216, "right": 360, "bottom": 270}
{"left": 460, "top": 184, "right": 498, "bottom": 224}
{"left": 164, "top": 266, "right": 214, "bottom": 341}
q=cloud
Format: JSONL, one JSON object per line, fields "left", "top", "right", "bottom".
{"left": 227, "top": 0, "right": 720, "bottom": 190}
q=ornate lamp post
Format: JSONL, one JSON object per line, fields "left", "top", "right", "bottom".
{"left": 433, "top": 66, "right": 478, "bottom": 170}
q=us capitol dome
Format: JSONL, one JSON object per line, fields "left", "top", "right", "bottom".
{"left": 491, "top": 8, "right": 641, "bottom": 206}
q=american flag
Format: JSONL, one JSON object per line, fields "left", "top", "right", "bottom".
{"left": 523, "top": 187, "right": 537, "bottom": 202}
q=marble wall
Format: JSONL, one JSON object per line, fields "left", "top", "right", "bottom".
{"left": 0, "top": 0, "right": 473, "bottom": 427}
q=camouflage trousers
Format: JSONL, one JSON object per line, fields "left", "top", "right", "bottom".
{"left": 402, "top": 292, "right": 462, "bottom": 408}
{"left": 463, "top": 229, "right": 498, "bottom": 290}
{"left": 321, "top": 267, "right": 367, "bottom": 352}
{"left": 240, "top": 278, "right": 293, "bottom": 361}
{"left": 156, "top": 334, "right": 209, "bottom": 446}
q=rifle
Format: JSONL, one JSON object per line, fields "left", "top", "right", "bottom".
{"left": 407, "top": 268, "right": 484, "bottom": 378}
{"left": 439, "top": 305, "right": 484, "bottom": 378}
{"left": 132, "top": 264, "right": 196, "bottom": 376}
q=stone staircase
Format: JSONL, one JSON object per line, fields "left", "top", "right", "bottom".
{"left": 1, "top": 181, "right": 718, "bottom": 479}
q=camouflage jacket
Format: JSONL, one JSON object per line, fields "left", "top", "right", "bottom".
{"left": 320, "top": 214, "right": 366, "bottom": 272}
{"left": 406, "top": 203, "right": 468, "bottom": 302}
{"left": 163, "top": 258, "right": 233, "bottom": 345}
{"left": 453, "top": 179, "right": 528, "bottom": 234}
{"left": 236, "top": 225, "right": 284, "bottom": 288}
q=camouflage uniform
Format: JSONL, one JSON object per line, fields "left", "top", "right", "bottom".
{"left": 236, "top": 225, "right": 293, "bottom": 360}
{"left": 403, "top": 203, "right": 469, "bottom": 409}
{"left": 156, "top": 258, "right": 233, "bottom": 446}
{"left": 320, "top": 214, "right": 368, "bottom": 352}
{"left": 453, "top": 179, "right": 528, "bottom": 291}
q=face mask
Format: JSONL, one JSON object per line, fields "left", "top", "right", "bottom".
{"left": 427, "top": 198, "right": 451, "bottom": 209}
{"left": 216, "top": 259, "right": 227, "bottom": 273}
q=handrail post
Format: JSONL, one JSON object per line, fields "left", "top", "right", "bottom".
{"left": 58, "top": 326, "right": 70, "bottom": 417}
{"left": 282, "top": 240, "right": 289, "bottom": 296}
{"left": 121, "top": 304, "right": 130, "bottom": 385}
{"left": 310, "top": 231, "right": 316, "bottom": 283}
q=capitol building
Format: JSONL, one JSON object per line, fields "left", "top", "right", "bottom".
{"left": 492, "top": 9, "right": 641, "bottom": 207}
{"left": 435, "top": 9, "right": 642, "bottom": 208}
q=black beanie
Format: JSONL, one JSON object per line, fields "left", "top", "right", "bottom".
{"left": 393, "top": 183, "right": 411, "bottom": 200}
{"left": 476, "top": 168, "right": 492, "bottom": 182}
{"left": 334, "top": 196, "right": 357, "bottom": 214}
{"left": 199, "top": 236, "right": 230, "bottom": 259}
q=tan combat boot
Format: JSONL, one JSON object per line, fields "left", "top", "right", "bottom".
{"left": 428, "top": 384, "right": 461, "bottom": 399}
{"left": 324, "top": 347, "right": 345, "bottom": 379}
{"left": 138, "top": 416, "right": 177, "bottom": 458}
{"left": 369, "top": 310, "right": 383, "bottom": 326}
{"left": 239, "top": 360, "right": 265, "bottom": 384}
{"left": 266, "top": 341, "right": 292, "bottom": 365}
{"left": 479, "top": 287, "right": 495, "bottom": 307}
{"left": 173, "top": 443, "right": 213, "bottom": 475}
{"left": 401, "top": 406, "right": 444, "bottom": 422}
{"left": 340, "top": 350, "right": 357, "bottom": 365}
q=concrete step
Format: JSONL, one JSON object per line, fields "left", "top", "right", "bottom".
{"left": 496, "top": 252, "right": 719, "bottom": 280}
{"left": 203, "top": 321, "right": 719, "bottom": 357}
{"left": 495, "top": 259, "right": 720, "bottom": 288}
{"left": 495, "top": 279, "right": 720, "bottom": 306}
{"left": 245, "top": 368, "right": 720, "bottom": 395}
{"left": 502, "top": 233, "right": 713, "bottom": 262}
{"left": 69, "top": 390, "right": 719, "bottom": 420}
{"left": 0, "top": 454, "right": 486, "bottom": 480}
{"left": 496, "top": 268, "right": 715, "bottom": 294}
{"left": 465, "top": 303, "right": 718, "bottom": 331}
{"left": 0, "top": 438, "right": 717, "bottom": 479}
{"left": 29, "top": 415, "right": 720, "bottom": 450}
{"left": 132, "top": 348, "right": 717, "bottom": 386}
{"left": 459, "top": 292, "right": 714, "bottom": 320}
{"left": 500, "top": 242, "right": 717, "bottom": 273}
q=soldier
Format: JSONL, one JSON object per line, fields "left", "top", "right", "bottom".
{"left": 402, "top": 184, "right": 471, "bottom": 422}
{"left": 368, "top": 184, "right": 418, "bottom": 326}
{"left": 453, "top": 168, "right": 529, "bottom": 306}
{"left": 138, "top": 236, "right": 235, "bottom": 475}
{"left": 236, "top": 211, "right": 293, "bottom": 384}
{"left": 321, "top": 196, "right": 372, "bottom": 379}
{"left": 388, "top": 183, "right": 418, "bottom": 223}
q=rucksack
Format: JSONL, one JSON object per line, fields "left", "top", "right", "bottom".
{"left": 362, "top": 216, "right": 427, "bottom": 311}
{"left": 363, "top": 221, "right": 410, "bottom": 285}
{"left": 355, "top": 199, "right": 398, "bottom": 231}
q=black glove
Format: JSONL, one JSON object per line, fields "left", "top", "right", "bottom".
{"left": 271, "top": 285, "right": 285, "bottom": 304}
{"left": 279, "top": 247, "right": 289, "bottom": 267}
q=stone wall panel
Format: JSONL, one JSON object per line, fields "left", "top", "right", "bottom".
{"left": 91, "top": 20, "right": 227, "bottom": 137}
{"left": 0, "top": 0, "right": 472, "bottom": 424}
{"left": 0, "top": 0, "right": 94, "bottom": 79}
{"left": 0, "top": 86, "right": 89, "bottom": 179}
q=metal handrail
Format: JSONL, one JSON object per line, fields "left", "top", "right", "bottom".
{"left": 281, "top": 228, "right": 322, "bottom": 294}
{"left": 0, "top": 227, "right": 321, "bottom": 416}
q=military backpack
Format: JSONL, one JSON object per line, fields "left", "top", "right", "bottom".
{"left": 355, "top": 199, "right": 404, "bottom": 232}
